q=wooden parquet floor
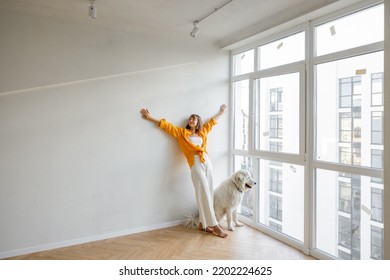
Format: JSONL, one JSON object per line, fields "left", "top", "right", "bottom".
{"left": 6, "top": 224, "right": 315, "bottom": 260}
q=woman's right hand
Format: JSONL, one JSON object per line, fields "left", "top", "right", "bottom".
{"left": 140, "top": 108, "right": 161, "bottom": 125}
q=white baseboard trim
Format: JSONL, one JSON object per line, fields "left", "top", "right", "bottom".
{"left": 0, "top": 219, "right": 185, "bottom": 259}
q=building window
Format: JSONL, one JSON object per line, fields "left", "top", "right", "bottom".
{"left": 337, "top": 173, "right": 361, "bottom": 259}
{"left": 269, "top": 195, "right": 282, "bottom": 221}
{"left": 269, "top": 141, "right": 283, "bottom": 152}
{"left": 338, "top": 215, "right": 360, "bottom": 259}
{"left": 270, "top": 142, "right": 283, "bottom": 166}
{"left": 339, "top": 144, "right": 361, "bottom": 165}
{"left": 371, "top": 111, "right": 383, "bottom": 145}
{"left": 339, "top": 112, "right": 352, "bottom": 142}
{"left": 338, "top": 216, "right": 352, "bottom": 248}
{"left": 269, "top": 168, "right": 283, "bottom": 194}
{"left": 339, "top": 112, "right": 361, "bottom": 143}
{"left": 371, "top": 225, "right": 383, "bottom": 260}
{"left": 371, "top": 72, "right": 383, "bottom": 106}
{"left": 270, "top": 88, "right": 283, "bottom": 112}
{"left": 339, "top": 76, "right": 361, "bottom": 108}
{"left": 270, "top": 115, "right": 283, "bottom": 139}
{"left": 371, "top": 188, "right": 383, "bottom": 223}
{"left": 339, "top": 181, "right": 351, "bottom": 213}
{"left": 371, "top": 149, "right": 383, "bottom": 169}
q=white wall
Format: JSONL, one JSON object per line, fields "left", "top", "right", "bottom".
{"left": 0, "top": 10, "right": 230, "bottom": 258}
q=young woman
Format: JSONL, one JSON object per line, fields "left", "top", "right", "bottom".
{"left": 140, "top": 104, "right": 228, "bottom": 238}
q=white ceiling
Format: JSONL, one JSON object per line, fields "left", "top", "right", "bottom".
{"left": 0, "top": 0, "right": 342, "bottom": 47}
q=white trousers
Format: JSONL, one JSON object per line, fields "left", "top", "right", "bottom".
{"left": 190, "top": 154, "right": 218, "bottom": 228}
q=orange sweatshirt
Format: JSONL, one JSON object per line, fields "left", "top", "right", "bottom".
{"left": 159, "top": 118, "right": 217, "bottom": 168}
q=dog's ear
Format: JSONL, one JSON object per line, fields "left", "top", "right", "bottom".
{"left": 235, "top": 172, "right": 244, "bottom": 183}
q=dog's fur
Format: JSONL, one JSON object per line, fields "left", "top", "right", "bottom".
{"left": 213, "top": 169, "right": 256, "bottom": 231}
{"left": 184, "top": 169, "right": 256, "bottom": 231}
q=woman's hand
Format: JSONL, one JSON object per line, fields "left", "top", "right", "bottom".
{"left": 219, "top": 104, "right": 227, "bottom": 114}
{"left": 140, "top": 108, "right": 151, "bottom": 120}
{"left": 213, "top": 104, "right": 227, "bottom": 120}
{"left": 140, "top": 108, "right": 161, "bottom": 125}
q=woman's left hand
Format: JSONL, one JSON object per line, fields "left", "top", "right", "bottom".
{"left": 220, "top": 104, "right": 227, "bottom": 113}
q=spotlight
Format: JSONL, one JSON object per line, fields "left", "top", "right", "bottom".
{"left": 190, "top": 0, "right": 233, "bottom": 38}
{"left": 190, "top": 22, "right": 199, "bottom": 38}
{"left": 89, "top": 0, "right": 97, "bottom": 19}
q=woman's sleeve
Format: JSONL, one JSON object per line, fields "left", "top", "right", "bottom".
{"left": 201, "top": 118, "right": 217, "bottom": 135}
{"left": 159, "top": 119, "right": 180, "bottom": 138}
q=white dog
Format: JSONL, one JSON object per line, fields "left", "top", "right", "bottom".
{"left": 183, "top": 169, "right": 256, "bottom": 231}
{"left": 213, "top": 169, "right": 256, "bottom": 231}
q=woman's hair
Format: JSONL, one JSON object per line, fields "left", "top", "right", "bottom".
{"left": 186, "top": 114, "right": 202, "bottom": 133}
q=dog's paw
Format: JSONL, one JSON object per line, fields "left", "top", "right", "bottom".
{"left": 228, "top": 226, "right": 235, "bottom": 231}
{"left": 235, "top": 222, "right": 244, "bottom": 227}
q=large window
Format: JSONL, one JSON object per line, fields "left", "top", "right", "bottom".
{"left": 231, "top": 2, "right": 384, "bottom": 260}
{"left": 315, "top": 3, "right": 383, "bottom": 260}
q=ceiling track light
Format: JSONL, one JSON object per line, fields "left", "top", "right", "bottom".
{"left": 190, "top": 0, "right": 234, "bottom": 38}
{"left": 89, "top": 0, "right": 97, "bottom": 19}
{"left": 190, "top": 21, "right": 199, "bottom": 38}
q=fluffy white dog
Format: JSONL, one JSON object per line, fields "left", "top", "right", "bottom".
{"left": 213, "top": 169, "right": 256, "bottom": 231}
{"left": 183, "top": 169, "right": 256, "bottom": 231}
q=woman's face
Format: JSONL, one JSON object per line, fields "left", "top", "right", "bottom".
{"left": 188, "top": 115, "right": 198, "bottom": 129}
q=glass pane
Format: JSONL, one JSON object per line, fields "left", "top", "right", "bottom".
{"left": 233, "top": 155, "right": 256, "bottom": 219}
{"left": 258, "top": 31, "right": 305, "bottom": 70}
{"left": 315, "top": 169, "right": 383, "bottom": 259}
{"left": 315, "top": 51, "right": 384, "bottom": 167}
{"left": 257, "top": 159, "right": 304, "bottom": 242}
{"left": 233, "top": 49, "right": 254, "bottom": 76}
{"left": 233, "top": 80, "right": 249, "bottom": 150}
{"left": 315, "top": 4, "right": 384, "bottom": 56}
{"left": 255, "top": 72, "right": 300, "bottom": 154}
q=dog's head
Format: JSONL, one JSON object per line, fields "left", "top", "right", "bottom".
{"left": 231, "top": 169, "right": 256, "bottom": 193}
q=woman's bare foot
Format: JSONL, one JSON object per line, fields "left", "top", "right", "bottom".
{"left": 212, "top": 225, "right": 228, "bottom": 238}
{"left": 198, "top": 223, "right": 214, "bottom": 234}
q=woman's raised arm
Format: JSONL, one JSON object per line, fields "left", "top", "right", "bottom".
{"left": 212, "top": 104, "right": 227, "bottom": 121}
{"left": 140, "top": 108, "right": 161, "bottom": 125}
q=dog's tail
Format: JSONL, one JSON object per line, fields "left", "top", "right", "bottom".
{"left": 183, "top": 213, "right": 199, "bottom": 229}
